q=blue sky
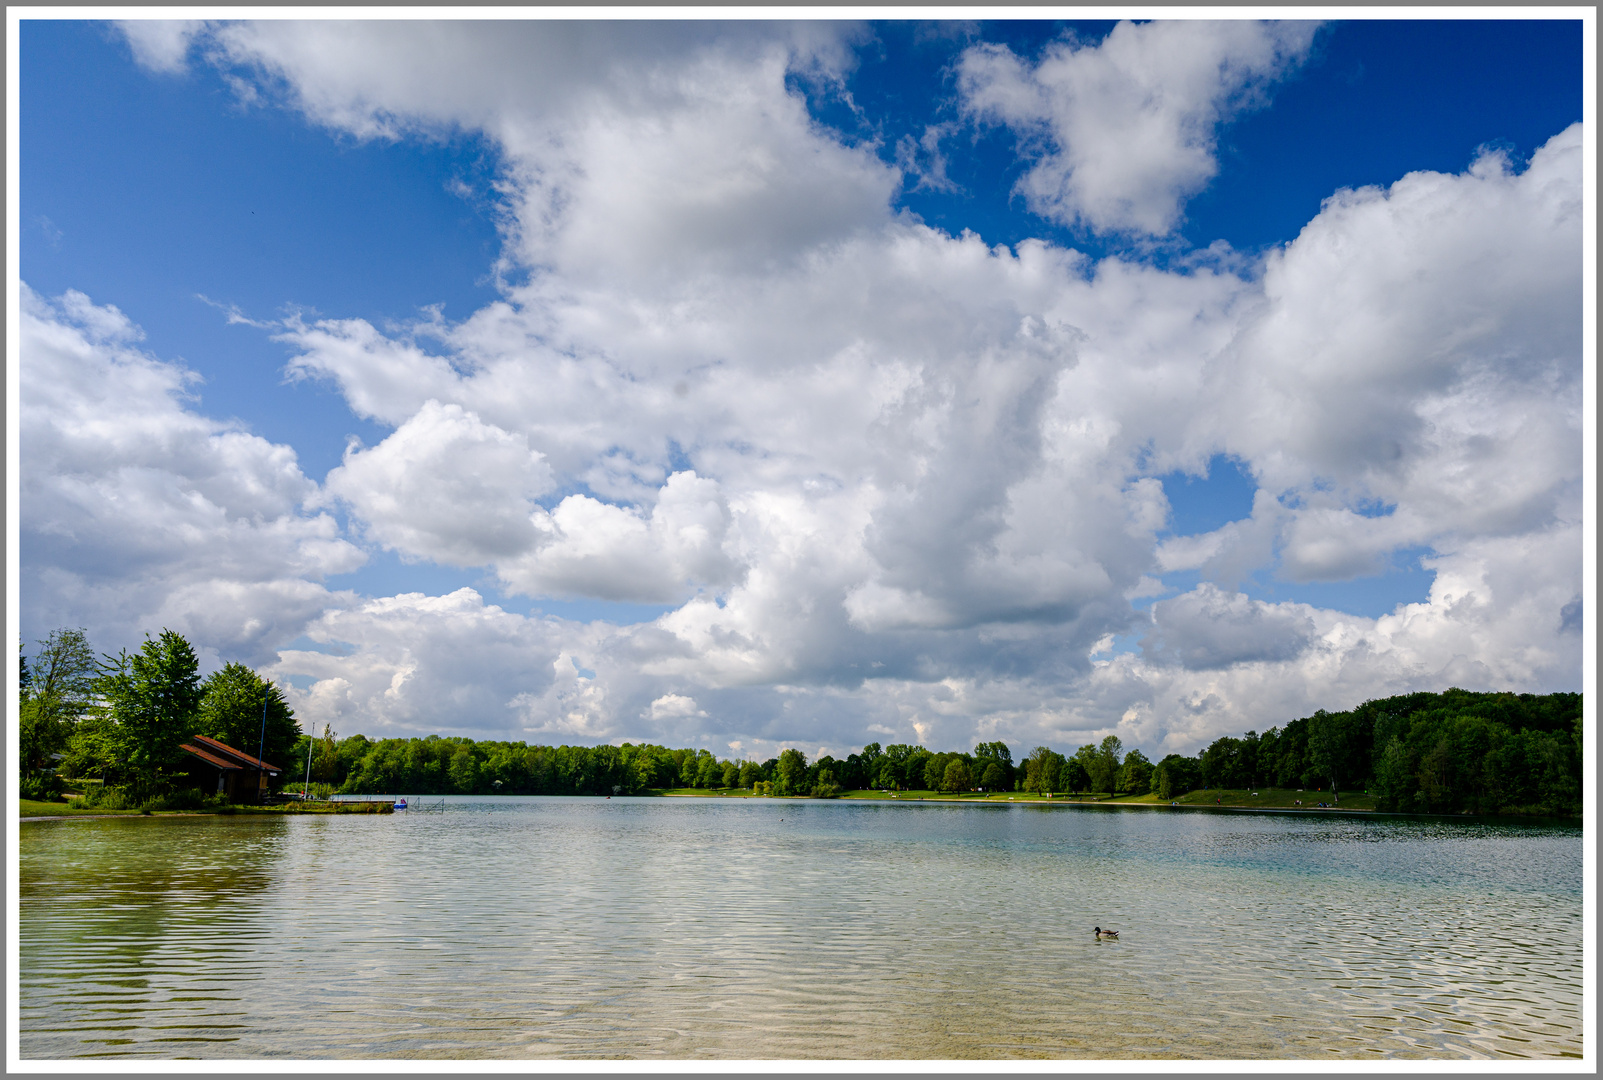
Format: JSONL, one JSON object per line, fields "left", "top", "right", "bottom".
{"left": 17, "top": 17, "right": 1587, "bottom": 756}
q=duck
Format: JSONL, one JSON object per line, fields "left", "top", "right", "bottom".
{"left": 1094, "top": 926, "right": 1119, "bottom": 940}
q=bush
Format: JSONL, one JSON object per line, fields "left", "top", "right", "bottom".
{"left": 154, "top": 787, "right": 231, "bottom": 812}
{"left": 72, "top": 784, "right": 134, "bottom": 810}
{"left": 281, "top": 781, "right": 338, "bottom": 801}
{"left": 334, "top": 800, "right": 392, "bottom": 814}
{"left": 20, "top": 773, "right": 64, "bottom": 801}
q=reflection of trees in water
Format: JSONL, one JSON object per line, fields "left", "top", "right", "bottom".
{"left": 22, "top": 815, "right": 288, "bottom": 899}
{"left": 20, "top": 815, "right": 291, "bottom": 1039}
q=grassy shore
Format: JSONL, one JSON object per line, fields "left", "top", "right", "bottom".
{"left": 24, "top": 788, "right": 1372, "bottom": 816}
{"left": 20, "top": 797, "right": 393, "bottom": 818}
{"left": 20, "top": 797, "right": 145, "bottom": 817}
{"left": 648, "top": 786, "right": 1375, "bottom": 810}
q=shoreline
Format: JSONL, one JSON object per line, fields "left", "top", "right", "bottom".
{"left": 24, "top": 796, "right": 1575, "bottom": 825}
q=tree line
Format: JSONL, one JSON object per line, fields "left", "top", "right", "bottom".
{"left": 285, "top": 687, "right": 1584, "bottom": 817}
{"left": 19, "top": 625, "right": 1582, "bottom": 816}
{"left": 1155, "top": 688, "right": 1582, "bottom": 815}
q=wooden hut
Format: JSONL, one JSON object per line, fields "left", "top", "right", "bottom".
{"left": 179, "top": 734, "right": 283, "bottom": 803}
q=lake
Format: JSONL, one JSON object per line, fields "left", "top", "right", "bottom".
{"left": 17, "top": 797, "right": 1585, "bottom": 1060}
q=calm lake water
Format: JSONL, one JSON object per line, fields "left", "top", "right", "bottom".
{"left": 17, "top": 797, "right": 1584, "bottom": 1060}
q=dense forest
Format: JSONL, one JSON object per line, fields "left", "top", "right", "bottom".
{"left": 19, "top": 625, "right": 1584, "bottom": 816}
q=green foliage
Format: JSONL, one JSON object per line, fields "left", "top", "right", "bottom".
{"left": 1071, "top": 744, "right": 1099, "bottom": 792}
{"left": 980, "top": 760, "right": 1007, "bottom": 791}
{"left": 1024, "top": 746, "right": 1065, "bottom": 794}
{"left": 971, "top": 741, "right": 1014, "bottom": 790}
{"left": 940, "top": 758, "right": 973, "bottom": 793}
{"left": 1175, "top": 689, "right": 1580, "bottom": 816}
{"left": 1117, "top": 748, "right": 1151, "bottom": 794}
{"left": 774, "top": 748, "right": 808, "bottom": 796}
{"left": 91, "top": 630, "right": 203, "bottom": 799}
{"left": 19, "top": 628, "right": 97, "bottom": 779}
{"left": 72, "top": 784, "right": 135, "bottom": 810}
{"left": 1367, "top": 694, "right": 1582, "bottom": 815}
{"left": 303, "top": 724, "right": 341, "bottom": 782}
{"left": 448, "top": 744, "right": 479, "bottom": 792}
{"left": 1151, "top": 754, "right": 1198, "bottom": 800}
{"left": 62, "top": 710, "right": 123, "bottom": 783}
{"left": 1091, "top": 736, "right": 1123, "bottom": 794}
{"left": 20, "top": 773, "right": 64, "bottom": 800}
{"left": 1057, "top": 754, "right": 1088, "bottom": 793}
{"left": 153, "top": 787, "right": 230, "bottom": 812}
{"left": 196, "top": 663, "right": 299, "bottom": 770}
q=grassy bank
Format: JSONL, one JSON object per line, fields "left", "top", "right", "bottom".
{"left": 1124, "top": 787, "right": 1376, "bottom": 811}
{"left": 645, "top": 786, "right": 1377, "bottom": 810}
{"left": 20, "top": 797, "right": 145, "bottom": 817}
{"left": 21, "top": 796, "right": 393, "bottom": 818}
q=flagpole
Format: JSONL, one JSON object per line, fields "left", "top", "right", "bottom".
{"left": 304, "top": 725, "right": 315, "bottom": 799}
{"left": 257, "top": 679, "right": 270, "bottom": 805}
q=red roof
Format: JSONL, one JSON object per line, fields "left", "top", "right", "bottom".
{"left": 183, "top": 734, "right": 282, "bottom": 774}
{"left": 180, "top": 742, "right": 242, "bottom": 771}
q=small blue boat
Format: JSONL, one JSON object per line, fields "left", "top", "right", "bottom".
{"left": 394, "top": 798, "right": 407, "bottom": 810}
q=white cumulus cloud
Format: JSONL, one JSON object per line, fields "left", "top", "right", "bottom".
{"left": 33, "top": 22, "right": 1583, "bottom": 759}
{"left": 19, "top": 285, "right": 363, "bottom": 667}
{"left": 958, "top": 20, "right": 1319, "bottom": 235}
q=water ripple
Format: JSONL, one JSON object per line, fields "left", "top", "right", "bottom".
{"left": 19, "top": 799, "right": 1581, "bottom": 1059}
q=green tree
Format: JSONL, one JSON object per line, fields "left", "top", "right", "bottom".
{"left": 973, "top": 741, "right": 1014, "bottom": 789}
{"left": 1307, "top": 709, "right": 1366, "bottom": 799}
{"left": 721, "top": 759, "right": 740, "bottom": 788}
{"left": 1151, "top": 754, "right": 1196, "bottom": 799}
{"left": 737, "top": 759, "right": 762, "bottom": 789}
{"left": 941, "top": 758, "right": 973, "bottom": 793}
{"left": 1025, "top": 746, "right": 1063, "bottom": 795}
{"left": 62, "top": 710, "right": 122, "bottom": 784}
{"left": 694, "top": 750, "right": 721, "bottom": 789}
{"left": 196, "top": 662, "right": 299, "bottom": 776}
{"left": 811, "top": 767, "right": 841, "bottom": 798}
{"left": 19, "top": 628, "right": 97, "bottom": 777}
{"left": 95, "top": 630, "right": 203, "bottom": 799}
{"left": 905, "top": 748, "right": 933, "bottom": 790}
{"left": 1117, "top": 748, "right": 1152, "bottom": 794}
{"left": 1072, "top": 744, "right": 1099, "bottom": 792}
{"left": 448, "top": 744, "right": 479, "bottom": 793}
{"left": 1091, "top": 736, "right": 1123, "bottom": 794}
{"left": 312, "top": 725, "right": 340, "bottom": 782}
{"left": 774, "top": 748, "right": 807, "bottom": 796}
{"left": 1059, "top": 755, "right": 1089, "bottom": 793}
{"left": 860, "top": 742, "right": 883, "bottom": 777}
{"left": 980, "top": 760, "right": 1006, "bottom": 791}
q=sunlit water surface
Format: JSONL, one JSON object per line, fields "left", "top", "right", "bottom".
{"left": 19, "top": 797, "right": 1583, "bottom": 1059}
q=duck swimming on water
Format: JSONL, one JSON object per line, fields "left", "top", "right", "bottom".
{"left": 1094, "top": 926, "right": 1119, "bottom": 939}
